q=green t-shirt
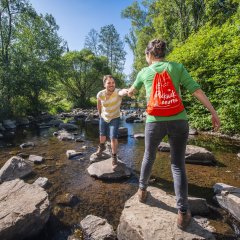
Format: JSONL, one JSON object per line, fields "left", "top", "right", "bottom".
{"left": 132, "top": 61, "right": 201, "bottom": 123}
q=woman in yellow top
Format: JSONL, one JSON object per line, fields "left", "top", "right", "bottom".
{"left": 95, "top": 75, "right": 128, "bottom": 169}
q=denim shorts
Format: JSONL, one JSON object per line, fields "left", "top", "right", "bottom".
{"left": 99, "top": 117, "right": 120, "bottom": 139}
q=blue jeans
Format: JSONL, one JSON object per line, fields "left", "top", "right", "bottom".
{"left": 139, "top": 120, "right": 189, "bottom": 212}
{"left": 99, "top": 117, "right": 120, "bottom": 139}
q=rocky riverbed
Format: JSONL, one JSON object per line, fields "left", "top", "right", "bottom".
{"left": 0, "top": 109, "right": 240, "bottom": 239}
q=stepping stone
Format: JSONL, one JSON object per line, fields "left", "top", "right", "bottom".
{"left": 213, "top": 183, "right": 240, "bottom": 222}
{"left": 80, "top": 215, "right": 116, "bottom": 240}
{"left": 117, "top": 187, "right": 215, "bottom": 240}
{"left": 87, "top": 158, "right": 131, "bottom": 180}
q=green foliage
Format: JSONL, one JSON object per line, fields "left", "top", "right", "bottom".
{"left": 123, "top": 0, "right": 240, "bottom": 134}
{"left": 168, "top": 12, "right": 240, "bottom": 134}
{"left": 84, "top": 24, "right": 127, "bottom": 75}
{"left": 0, "top": 0, "right": 65, "bottom": 118}
{"left": 58, "top": 49, "right": 110, "bottom": 108}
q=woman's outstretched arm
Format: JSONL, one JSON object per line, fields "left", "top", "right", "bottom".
{"left": 192, "top": 89, "right": 221, "bottom": 131}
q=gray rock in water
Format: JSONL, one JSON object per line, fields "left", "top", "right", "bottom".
{"left": 158, "top": 142, "right": 170, "bottom": 152}
{"left": 158, "top": 143, "right": 216, "bottom": 165}
{"left": 213, "top": 183, "right": 237, "bottom": 194}
{"left": 75, "top": 138, "right": 84, "bottom": 142}
{"left": 117, "top": 187, "right": 215, "bottom": 240}
{"left": 55, "top": 193, "right": 80, "bottom": 207}
{"left": 185, "top": 145, "right": 216, "bottom": 165}
{"left": 0, "top": 179, "right": 50, "bottom": 240}
{"left": 16, "top": 118, "right": 30, "bottom": 126}
{"left": 48, "top": 119, "right": 64, "bottom": 127}
{"left": 20, "top": 142, "right": 35, "bottom": 149}
{"left": 33, "top": 177, "right": 49, "bottom": 188}
{"left": 133, "top": 133, "right": 145, "bottom": 139}
{"left": 80, "top": 215, "right": 116, "bottom": 240}
{"left": 0, "top": 156, "right": 33, "bottom": 183}
{"left": 213, "top": 183, "right": 240, "bottom": 222}
{"left": 57, "top": 130, "right": 75, "bottom": 141}
{"left": 58, "top": 123, "right": 78, "bottom": 131}
{"left": 2, "top": 119, "right": 16, "bottom": 129}
{"left": 67, "top": 234, "right": 81, "bottom": 240}
{"left": 28, "top": 155, "right": 44, "bottom": 164}
{"left": 87, "top": 158, "right": 131, "bottom": 180}
{"left": 66, "top": 150, "right": 83, "bottom": 160}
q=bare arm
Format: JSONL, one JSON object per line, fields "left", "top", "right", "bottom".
{"left": 192, "top": 89, "right": 220, "bottom": 131}
{"left": 118, "top": 88, "right": 129, "bottom": 97}
{"left": 97, "top": 98, "right": 102, "bottom": 116}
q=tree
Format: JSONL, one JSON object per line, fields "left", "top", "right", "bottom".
{"left": 59, "top": 49, "right": 110, "bottom": 107}
{"left": 168, "top": 10, "right": 240, "bottom": 134}
{"left": 98, "top": 24, "right": 126, "bottom": 74}
{"left": 13, "top": 11, "right": 65, "bottom": 115}
{"left": 84, "top": 28, "right": 99, "bottom": 55}
{"left": 0, "top": 0, "right": 28, "bottom": 117}
{"left": 121, "top": 1, "right": 147, "bottom": 30}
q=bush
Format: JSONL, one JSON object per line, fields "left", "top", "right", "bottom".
{"left": 167, "top": 13, "right": 240, "bottom": 134}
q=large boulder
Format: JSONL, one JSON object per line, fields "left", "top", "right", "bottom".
{"left": 213, "top": 183, "right": 240, "bottom": 222}
{"left": 185, "top": 145, "right": 216, "bottom": 165}
{"left": 87, "top": 158, "right": 131, "bottom": 180}
{"left": 117, "top": 187, "right": 215, "bottom": 240}
{"left": 0, "top": 179, "right": 50, "bottom": 240}
{"left": 80, "top": 215, "right": 116, "bottom": 240}
{"left": 158, "top": 143, "right": 216, "bottom": 165}
{"left": 0, "top": 156, "right": 33, "bottom": 183}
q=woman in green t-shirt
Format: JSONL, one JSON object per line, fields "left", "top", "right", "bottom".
{"left": 128, "top": 39, "right": 220, "bottom": 230}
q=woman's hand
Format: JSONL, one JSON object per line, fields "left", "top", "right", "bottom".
{"left": 128, "top": 86, "right": 136, "bottom": 97}
{"left": 192, "top": 89, "right": 221, "bottom": 132}
{"left": 211, "top": 111, "right": 221, "bottom": 131}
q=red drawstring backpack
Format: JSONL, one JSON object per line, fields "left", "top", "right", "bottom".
{"left": 146, "top": 64, "right": 185, "bottom": 116}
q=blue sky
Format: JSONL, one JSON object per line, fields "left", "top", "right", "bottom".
{"left": 29, "top": 0, "right": 136, "bottom": 76}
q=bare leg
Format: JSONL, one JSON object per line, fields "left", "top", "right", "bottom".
{"left": 111, "top": 138, "right": 118, "bottom": 155}
{"left": 100, "top": 135, "right": 106, "bottom": 144}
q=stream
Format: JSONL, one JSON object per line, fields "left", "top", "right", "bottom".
{"left": 0, "top": 116, "right": 240, "bottom": 240}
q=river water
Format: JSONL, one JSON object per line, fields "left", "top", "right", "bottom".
{"left": 0, "top": 117, "right": 240, "bottom": 240}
